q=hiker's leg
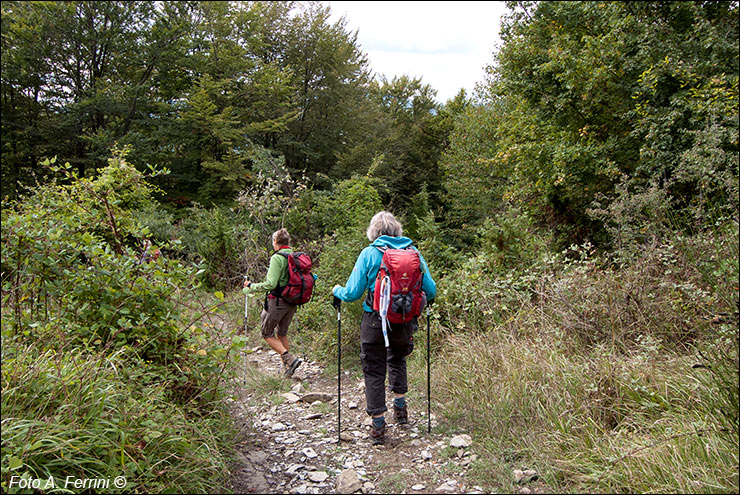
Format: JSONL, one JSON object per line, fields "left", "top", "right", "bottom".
{"left": 386, "top": 349, "right": 408, "bottom": 398}
{"left": 263, "top": 336, "right": 287, "bottom": 354}
{"left": 276, "top": 305, "right": 296, "bottom": 354}
{"left": 387, "top": 319, "right": 415, "bottom": 425}
{"left": 360, "top": 312, "right": 388, "bottom": 416}
{"left": 274, "top": 302, "right": 296, "bottom": 353}
{"left": 387, "top": 319, "right": 416, "bottom": 396}
{"left": 261, "top": 299, "right": 289, "bottom": 356}
{"left": 361, "top": 341, "right": 387, "bottom": 415}
{"left": 275, "top": 304, "right": 296, "bottom": 340}
{"left": 275, "top": 304, "right": 299, "bottom": 375}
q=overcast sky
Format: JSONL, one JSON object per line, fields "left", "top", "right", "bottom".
{"left": 322, "top": 1, "right": 510, "bottom": 104}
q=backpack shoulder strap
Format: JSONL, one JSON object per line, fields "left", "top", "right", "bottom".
{"left": 268, "top": 250, "right": 292, "bottom": 303}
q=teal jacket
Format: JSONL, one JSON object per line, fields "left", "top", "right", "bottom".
{"left": 333, "top": 235, "right": 436, "bottom": 312}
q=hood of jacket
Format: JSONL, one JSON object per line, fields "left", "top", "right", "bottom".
{"left": 370, "top": 235, "right": 414, "bottom": 250}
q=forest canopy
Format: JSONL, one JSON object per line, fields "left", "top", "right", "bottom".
{"left": 2, "top": 1, "right": 737, "bottom": 254}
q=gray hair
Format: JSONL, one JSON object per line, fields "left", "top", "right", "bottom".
{"left": 366, "top": 211, "right": 403, "bottom": 241}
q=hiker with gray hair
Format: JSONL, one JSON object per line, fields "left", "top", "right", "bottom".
{"left": 332, "top": 211, "right": 436, "bottom": 445}
{"left": 244, "top": 228, "right": 302, "bottom": 377}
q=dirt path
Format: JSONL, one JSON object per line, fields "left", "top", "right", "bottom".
{"left": 227, "top": 346, "right": 487, "bottom": 494}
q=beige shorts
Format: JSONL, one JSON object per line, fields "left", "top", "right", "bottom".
{"left": 260, "top": 298, "right": 297, "bottom": 338}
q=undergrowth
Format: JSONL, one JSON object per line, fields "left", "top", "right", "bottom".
{"left": 425, "top": 222, "right": 739, "bottom": 493}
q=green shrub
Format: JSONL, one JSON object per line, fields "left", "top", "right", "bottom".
{"left": 1, "top": 149, "right": 242, "bottom": 493}
{"left": 177, "top": 204, "right": 263, "bottom": 290}
{"left": 313, "top": 175, "right": 383, "bottom": 235}
{"left": 0, "top": 152, "right": 198, "bottom": 363}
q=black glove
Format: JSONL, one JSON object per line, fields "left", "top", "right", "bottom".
{"left": 332, "top": 295, "right": 342, "bottom": 309}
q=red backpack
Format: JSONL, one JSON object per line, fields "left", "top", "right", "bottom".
{"left": 372, "top": 246, "right": 425, "bottom": 324}
{"left": 272, "top": 251, "right": 315, "bottom": 305}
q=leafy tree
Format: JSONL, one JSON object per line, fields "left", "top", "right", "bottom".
{"left": 1, "top": 1, "right": 380, "bottom": 205}
{"left": 440, "top": 97, "right": 509, "bottom": 244}
{"left": 277, "top": 2, "right": 373, "bottom": 180}
{"left": 1, "top": 1, "right": 193, "bottom": 194}
{"left": 453, "top": 0, "right": 739, "bottom": 250}
{"left": 358, "top": 75, "right": 451, "bottom": 210}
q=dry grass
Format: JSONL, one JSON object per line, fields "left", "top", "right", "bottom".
{"left": 420, "top": 226, "right": 739, "bottom": 493}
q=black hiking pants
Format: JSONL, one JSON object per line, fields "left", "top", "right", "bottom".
{"left": 360, "top": 311, "right": 417, "bottom": 416}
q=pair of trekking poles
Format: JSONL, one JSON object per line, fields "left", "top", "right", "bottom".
{"left": 333, "top": 297, "right": 432, "bottom": 443}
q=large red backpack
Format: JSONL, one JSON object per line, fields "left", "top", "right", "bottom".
{"left": 372, "top": 246, "right": 425, "bottom": 324}
{"left": 272, "top": 251, "right": 315, "bottom": 305}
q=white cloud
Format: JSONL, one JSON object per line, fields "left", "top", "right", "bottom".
{"left": 323, "top": 1, "right": 509, "bottom": 103}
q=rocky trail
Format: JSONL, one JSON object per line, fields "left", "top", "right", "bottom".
{"left": 226, "top": 345, "right": 491, "bottom": 494}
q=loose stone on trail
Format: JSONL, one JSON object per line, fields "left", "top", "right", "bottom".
{"left": 282, "top": 392, "right": 301, "bottom": 403}
{"left": 286, "top": 463, "right": 305, "bottom": 475}
{"left": 302, "top": 447, "right": 318, "bottom": 459}
{"left": 307, "top": 471, "right": 328, "bottom": 483}
{"left": 301, "top": 392, "right": 333, "bottom": 403}
{"left": 450, "top": 434, "right": 472, "bottom": 448}
{"left": 436, "top": 482, "right": 457, "bottom": 493}
{"left": 292, "top": 483, "right": 310, "bottom": 494}
{"left": 336, "top": 469, "right": 362, "bottom": 494}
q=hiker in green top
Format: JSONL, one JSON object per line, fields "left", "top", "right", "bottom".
{"left": 243, "top": 228, "right": 302, "bottom": 377}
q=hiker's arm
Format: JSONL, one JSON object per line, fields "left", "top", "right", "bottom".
{"left": 419, "top": 253, "right": 437, "bottom": 302}
{"left": 244, "top": 254, "right": 282, "bottom": 294}
{"left": 333, "top": 248, "right": 371, "bottom": 302}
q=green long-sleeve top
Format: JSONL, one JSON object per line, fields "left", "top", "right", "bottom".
{"left": 243, "top": 247, "right": 292, "bottom": 295}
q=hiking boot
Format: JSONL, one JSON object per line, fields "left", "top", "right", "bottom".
{"left": 284, "top": 357, "right": 302, "bottom": 378}
{"left": 369, "top": 423, "right": 385, "bottom": 445}
{"left": 281, "top": 351, "right": 294, "bottom": 367}
{"left": 393, "top": 403, "right": 408, "bottom": 425}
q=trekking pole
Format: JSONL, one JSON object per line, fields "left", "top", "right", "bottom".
{"left": 295, "top": 315, "right": 305, "bottom": 362}
{"left": 427, "top": 304, "right": 431, "bottom": 434}
{"left": 333, "top": 295, "right": 342, "bottom": 444}
{"left": 243, "top": 278, "right": 249, "bottom": 384}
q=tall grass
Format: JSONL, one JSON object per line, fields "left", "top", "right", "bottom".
{"left": 424, "top": 223, "right": 739, "bottom": 493}
{"left": 1, "top": 337, "right": 235, "bottom": 493}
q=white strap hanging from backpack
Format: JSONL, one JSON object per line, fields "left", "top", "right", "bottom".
{"left": 378, "top": 275, "right": 391, "bottom": 347}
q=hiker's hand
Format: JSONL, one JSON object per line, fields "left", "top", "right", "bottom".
{"left": 332, "top": 295, "right": 342, "bottom": 309}
{"left": 332, "top": 284, "right": 341, "bottom": 295}
{"left": 243, "top": 279, "right": 251, "bottom": 288}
